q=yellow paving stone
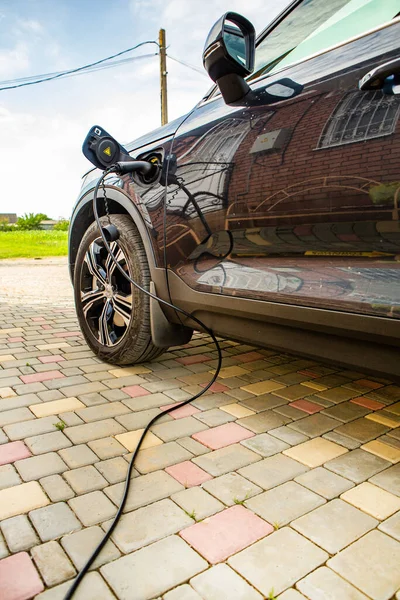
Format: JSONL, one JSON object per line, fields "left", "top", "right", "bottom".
{"left": 116, "top": 429, "right": 163, "bottom": 452}
{"left": 220, "top": 403, "right": 255, "bottom": 418}
{"left": 0, "top": 328, "right": 23, "bottom": 336}
{"left": 36, "top": 343, "right": 70, "bottom": 350}
{"left": 365, "top": 413, "right": 400, "bottom": 428}
{"left": 0, "top": 481, "right": 50, "bottom": 519}
{"left": 341, "top": 482, "right": 400, "bottom": 520}
{"left": 0, "top": 355, "right": 16, "bottom": 362}
{"left": 386, "top": 401, "right": 400, "bottom": 415}
{"left": 0, "top": 387, "right": 16, "bottom": 398}
{"left": 241, "top": 380, "right": 286, "bottom": 396}
{"left": 283, "top": 437, "right": 348, "bottom": 468}
{"left": 209, "top": 366, "right": 250, "bottom": 379}
{"left": 361, "top": 440, "right": 400, "bottom": 464}
{"left": 29, "top": 397, "right": 84, "bottom": 417}
{"left": 109, "top": 366, "right": 151, "bottom": 377}
{"left": 300, "top": 381, "right": 328, "bottom": 392}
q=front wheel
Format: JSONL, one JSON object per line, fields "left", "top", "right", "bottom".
{"left": 74, "top": 214, "right": 165, "bottom": 364}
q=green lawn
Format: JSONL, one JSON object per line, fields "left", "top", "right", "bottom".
{"left": 0, "top": 230, "right": 68, "bottom": 259}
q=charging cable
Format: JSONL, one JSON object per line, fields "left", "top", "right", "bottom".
{"left": 63, "top": 165, "right": 222, "bottom": 599}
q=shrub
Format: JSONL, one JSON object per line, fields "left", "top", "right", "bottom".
{"left": 0, "top": 217, "right": 14, "bottom": 232}
{"left": 16, "top": 212, "right": 49, "bottom": 230}
{"left": 53, "top": 219, "right": 70, "bottom": 231}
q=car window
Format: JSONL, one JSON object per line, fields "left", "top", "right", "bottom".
{"left": 250, "top": 0, "right": 400, "bottom": 80}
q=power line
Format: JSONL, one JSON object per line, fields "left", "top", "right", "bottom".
{"left": 167, "top": 54, "right": 208, "bottom": 78}
{"left": 0, "top": 40, "right": 158, "bottom": 91}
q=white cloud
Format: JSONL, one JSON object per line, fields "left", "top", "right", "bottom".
{"left": 0, "top": 42, "right": 30, "bottom": 78}
{"left": 18, "top": 19, "right": 44, "bottom": 34}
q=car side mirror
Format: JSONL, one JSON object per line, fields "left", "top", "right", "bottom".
{"left": 203, "top": 12, "right": 255, "bottom": 105}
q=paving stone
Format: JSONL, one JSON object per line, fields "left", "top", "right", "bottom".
{"left": 122, "top": 392, "right": 171, "bottom": 411}
{"left": 229, "top": 527, "right": 328, "bottom": 597}
{"left": 177, "top": 436, "right": 210, "bottom": 456}
{"left": 193, "top": 408, "right": 235, "bottom": 427}
{"left": 193, "top": 422, "right": 254, "bottom": 450}
{"left": 322, "top": 402, "right": 369, "bottom": 422}
{"left": 315, "top": 387, "right": 358, "bottom": 403}
{"left": 104, "top": 470, "right": 184, "bottom": 512}
{"left": 68, "top": 491, "right": 116, "bottom": 526}
{"left": 1, "top": 514, "right": 39, "bottom": 552}
{"left": 151, "top": 417, "right": 209, "bottom": 442}
{"left": 76, "top": 401, "right": 131, "bottom": 423}
{"left": 0, "top": 440, "right": 31, "bottom": 465}
{"left": 95, "top": 457, "right": 129, "bottom": 484}
{"left": 237, "top": 410, "right": 289, "bottom": 434}
{"left": 246, "top": 481, "right": 325, "bottom": 526}
{"left": 379, "top": 510, "right": 400, "bottom": 541}
{"left": 30, "top": 501, "right": 81, "bottom": 541}
{"left": 328, "top": 530, "right": 400, "bottom": 599}
{"left": 58, "top": 411, "right": 83, "bottom": 426}
{"left": 323, "top": 431, "right": 361, "bottom": 449}
{"left": 0, "top": 463, "right": 21, "bottom": 489}
{"left": 279, "top": 590, "right": 307, "bottom": 600}
{"left": 64, "top": 465, "right": 108, "bottom": 494}
{"left": 101, "top": 535, "right": 208, "bottom": 600}
{"left": 283, "top": 437, "right": 348, "bottom": 468}
{"left": 297, "top": 566, "right": 369, "bottom": 600}
{"left": 163, "top": 584, "right": 202, "bottom": 600}
{"left": 325, "top": 449, "right": 391, "bottom": 483}
{"left": 190, "top": 563, "right": 263, "bottom": 599}
{"left": 241, "top": 433, "right": 289, "bottom": 457}
{"left": 4, "top": 415, "right": 64, "bottom": 441}
{"left": 366, "top": 412, "right": 400, "bottom": 428}
{"left": 220, "top": 403, "right": 255, "bottom": 418}
{"left": 238, "top": 453, "right": 308, "bottom": 490}
{"left": 241, "top": 380, "right": 286, "bottom": 396}
{"left": 240, "top": 394, "right": 287, "bottom": 411}
{"left": 288, "top": 414, "right": 339, "bottom": 437}
{"left": 362, "top": 439, "right": 400, "bottom": 463}
{"left": 25, "top": 431, "right": 71, "bottom": 454}
{"left": 0, "top": 532, "right": 8, "bottom": 559}
{"left": 172, "top": 486, "right": 224, "bottom": 520}
{"left": 369, "top": 463, "right": 400, "bottom": 496}
{"left": 116, "top": 429, "right": 163, "bottom": 452}
{"left": 0, "top": 480, "right": 50, "bottom": 519}
{"left": 341, "top": 482, "right": 400, "bottom": 520}
{"left": 180, "top": 504, "right": 272, "bottom": 563}
{"left": 0, "top": 407, "right": 35, "bottom": 427}
{"left": 88, "top": 436, "right": 127, "bottom": 459}
{"left": 40, "top": 474, "right": 75, "bottom": 501}
{"left": 64, "top": 419, "right": 125, "bottom": 444}
{"left": 61, "top": 525, "right": 120, "bottom": 569}
{"left": 15, "top": 451, "right": 68, "bottom": 481}
{"left": 29, "top": 397, "right": 84, "bottom": 417}
{"left": 0, "top": 551, "right": 44, "bottom": 599}
{"left": 289, "top": 399, "right": 323, "bottom": 414}
{"left": 134, "top": 441, "right": 193, "bottom": 475}
{"left": 295, "top": 467, "right": 354, "bottom": 499}
{"left": 31, "top": 540, "right": 76, "bottom": 586}
{"left": 334, "top": 417, "right": 389, "bottom": 443}
{"left": 59, "top": 444, "right": 99, "bottom": 468}
{"left": 165, "top": 460, "right": 212, "bottom": 487}
{"left": 192, "top": 392, "right": 232, "bottom": 411}
{"left": 193, "top": 444, "right": 260, "bottom": 477}
{"left": 116, "top": 408, "right": 169, "bottom": 431}
{"left": 202, "top": 472, "right": 262, "bottom": 506}
{"left": 34, "top": 571, "right": 116, "bottom": 600}
{"left": 269, "top": 426, "right": 309, "bottom": 446}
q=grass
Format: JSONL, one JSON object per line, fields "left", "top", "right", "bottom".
{"left": 0, "top": 230, "right": 68, "bottom": 259}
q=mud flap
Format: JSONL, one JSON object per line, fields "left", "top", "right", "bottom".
{"left": 149, "top": 282, "right": 193, "bottom": 347}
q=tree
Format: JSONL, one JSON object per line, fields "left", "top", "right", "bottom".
{"left": 16, "top": 213, "right": 49, "bottom": 230}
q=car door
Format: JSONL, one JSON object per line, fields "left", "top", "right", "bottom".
{"left": 164, "top": 0, "right": 400, "bottom": 321}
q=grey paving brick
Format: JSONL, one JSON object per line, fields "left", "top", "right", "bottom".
{"left": 191, "top": 563, "right": 263, "bottom": 600}
{"left": 30, "top": 501, "right": 81, "bottom": 541}
{"left": 123, "top": 392, "right": 172, "bottom": 412}
{"left": 104, "top": 498, "right": 193, "bottom": 553}
{"left": 163, "top": 585, "right": 202, "bottom": 600}
{"left": 369, "top": 463, "right": 400, "bottom": 497}
{"left": 328, "top": 530, "right": 400, "bottom": 599}
{"left": 15, "top": 452, "right": 68, "bottom": 481}
{"left": 288, "top": 414, "right": 339, "bottom": 437}
{"left": 0, "top": 532, "right": 8, "bottom": 558}
{"left": 297, "top": 566, "right": 369, "bottom": 600}
{"left": 101, "top": 388, "right": 130, "bottom": 402}
{"left": 76, "top": 401, "right": 131, "bottom": 422}
{"left": 68, "top": 490, "right": 116, "bottom": 526}
{"left": 177, "top": 436, "right": 211, "bottom": 456}
{"left": 237, "top": 411, "right": 288, "bottom": 434}
{"left": 58, "top": 411, "right": 84, "bottom": 426}
{"left": 0, "top": 393, "right": 40, "bottom": 412}
{"left": 171, "top": 486, "right": 224, "bottom": 521}
{"left": 241, "top": 433, "right": 289, "bottom": 457}
{"left": 334, "top": 417, "right": 389, "bottom": 444}
{"left": 274, "top": 404, "right": 306, "bottom": 421}
{"left": 379, "top": 510, "right": 400, "bottom": 541}
{"left": 88, "top": 436, "right": 127, "bottom": 459}
{"left": 64, "top": 419, "right": 125, "bottom": 444}
{"left": 325, "top": 449, "right": 391, "bottom": 483}
{"left": 116, "top": 408, "right": 171, "bottom": 431}
{"left": 294, "top": 467, "right": 354, "bottom": 499}
{"left": 322, "top": 402, "right": 369, "bottom": 422}
{"left": 203, "top": 472, "right": 262, "bottom": 507}
{"left": 0, "top": 407, "right": 35, "bottom": 427}
{"left": 0, "top": 464, "right": 21, "bottom": 490}
{"left": 192, "top": 392, "right": 233, "bottom": 411}
{"left": 13, "top": 382, "right": 47, "bottom": 395}
{"left": 4, "top": 415, "right": 61, "bottom": 441}
{"left": 40, "top": 474, "right": 75, "bottom": 501}
{"left": 323, "top": 431, "right": 361, "bottom": 449}
{"left": 43, "top": 375, "right": 88, "bottom": 390}
{"left": 229, "top": 527, "right": 327, "bottom": 597}
{"left": 61, "top": 525, "right": 120, "bottom": 569}
{"left": 269, "top": 426, "right": 309, "bottom": 446}
{"left": 151, "top": 417, "right": 208, "bottom": 442}
{"left": 31, "top": 540, "right": 76, "bottom": 586}
{"left": 75, "top": 392, "right": 106, "bottom": 407}
{"left": 101, "top": 535, "right": 208, "bottom": 600}
{"left": 194, "top": 409, "right": 235, "bottom": 427}
{"left": 34, "top": 571, "right": 116, "bottom": 600}
{"left": 278, "top": 590, "right": 308, "bottom": 600}
{"left": 38, "top": 390, "right": 65, "bottom": 402}
{"left": 0, "top": 428, "right": 8, "bottom": 444}
{"left": 25, "top": 431, "right": 71, "bottom": 454}
{"left": 238, "top": 453, "right": 308, "bottom": 490}
{"left": 64, "top": 465, "right": 108, "bottom": 494}
{"left": 292, "top": 499, "right": 377, "bottom": 553}
{"left": 193, "top": 444, "right": 260, "bottom": 477}
{"left": 95, "top": 457, "right": 128, "bottom": 484}
{"left": 135, "top": 441, "right": 193, "bottom": 474}
{"left": 58, "top": 444, "right": 99, "bottom": 468}
{"left": 1, "top": 514, "right": 39, "bottom": 551}
{"left": 104, "top": 470, "right": 184, "bottom": 513}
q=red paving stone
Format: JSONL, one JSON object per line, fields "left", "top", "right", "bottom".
{"left": 56, "top": 331, "right": 83, "bottom": 338}
{"left": 200, "top": 381, "right": 229, "bottom": 393}
{"left": 236, "top": 351, "right": 264, "bottom": 363}
{"left": 192, "top": 422, "right": 254, "bottom": 450}
{"left": 7, "top": 337, "right": 24, "bottom": 343}
{"left": 290, "top": 399, "right": 323, "bottom": 414}
{"left": 122, "top": 385, "right": 151, "bottom": 398}
{"left": 0, "top": 441, "right": 31, "bottom": 466}
{"left": 19, "top": 370, "right": 65, "bottom": 384}
{"left": 41, "top": 325, "right": 52, "bottom": 330}
{"left": 176, "top": 355, "right": 211, "bottom": 365}
{"left": 165, "top": 461, "right": 212, "bottom": 487}
{"left": 38, "top": 355, "right": 65, "bottom": 364}
{"left": 160, "top": 403, "right": 200, "bottom": 419}
{"left": 298, "top": 370, "right": 318, "bottom": 378}
{"left": 179, "top": 505, "right": 273, "bottom": 563}
{"left": 0, "top": 552, "right": 44, "bottom": 600}
{"left": 32, "top": 317, "right": 45, "bottom": 322}
{"left": 351, "top": 397, "right": 385, "bottom": 410}
{"left": 355, "top": 379, "right": 384, "bottom": 389}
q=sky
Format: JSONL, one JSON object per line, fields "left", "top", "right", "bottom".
{"left": 0, "top": 0, "right": 290, "bottom": 219}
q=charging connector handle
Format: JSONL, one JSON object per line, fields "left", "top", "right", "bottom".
{"left": 114, "top": 160, "right": 153, "bottom": 175}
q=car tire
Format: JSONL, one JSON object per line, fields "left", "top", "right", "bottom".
{"left": 74, "top": 214, "right": 165, "bottom": 364}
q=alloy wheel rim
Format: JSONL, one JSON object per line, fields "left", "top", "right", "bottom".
{"left": 80, "top": 238, "right": 133, "bottom": 347}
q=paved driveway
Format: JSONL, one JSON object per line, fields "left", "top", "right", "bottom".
{"left": 0, "top": 259, "right": 400, "bottom": 599}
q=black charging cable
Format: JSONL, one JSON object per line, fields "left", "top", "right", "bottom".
{"left": 63, "top": 166, "right": 222, "bottom": 600}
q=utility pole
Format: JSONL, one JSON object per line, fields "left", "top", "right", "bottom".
{"left": 159, "top": 28, "right": 168, "bottom": 126}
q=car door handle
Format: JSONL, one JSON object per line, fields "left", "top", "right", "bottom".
{"left": 359, "top": 57, "right": 400, "bottom": 90}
